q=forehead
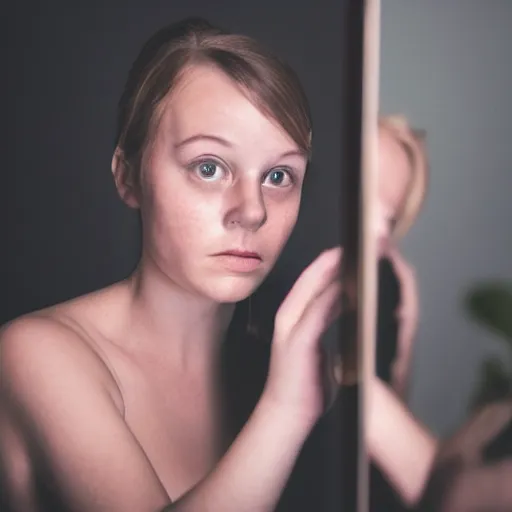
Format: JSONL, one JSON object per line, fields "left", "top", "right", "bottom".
{"left": 158, "top": 63, "right": 298, "bottom": 152}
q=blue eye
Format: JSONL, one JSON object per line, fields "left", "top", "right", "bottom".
{"left": 270, "top": 170, "right": 284, "bottom": 184}
{"left": 198, "top": 161, "right": 218, "bottom": 178}
{"left": 191, "top": 160, "right": 225, "bottom": 181}
{"left": 264, "top": 169, "right": 292, "bottom": 187}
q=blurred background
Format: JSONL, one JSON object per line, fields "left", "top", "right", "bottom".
{"left": 379, "top": 0, "right": 512, "bottom": 437}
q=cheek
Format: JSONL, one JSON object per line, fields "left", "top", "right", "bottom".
{"left": 266, "top": 198, "right": 300, "bottom": 250}
{"left": 142, "top": 180, "right": 220, "bottom": 255}
{"left": 379, "top": 175, "right": 404, "bottom": 220}
{"left": 381, "top": 166, "right": 410, "bottom": 214}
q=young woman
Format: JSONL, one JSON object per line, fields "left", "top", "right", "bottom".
{"left": 0, "top": 17, "right": 436, "bottom": 512}
{"left": 375, "top": 115, "right": 428, "bottom": 399}
{"left": 369, "top": 116, "right": 433, "bottom": 511}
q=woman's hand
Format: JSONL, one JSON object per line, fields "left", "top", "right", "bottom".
{"left": 415, "top": 399, "right": 512, "bottom": 512}
{"left": 261, "top": 246, "right": 343, "bottom": 431}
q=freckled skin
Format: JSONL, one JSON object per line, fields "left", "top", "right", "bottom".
{"left": 137, "top": 65, "right": 308, "bottom": 304}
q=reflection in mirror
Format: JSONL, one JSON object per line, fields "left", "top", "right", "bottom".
{"left": 369, "top": 2, "right": 512, "bottom": 511}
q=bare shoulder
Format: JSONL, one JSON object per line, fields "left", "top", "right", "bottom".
{"left": 0, "top": 280, "right": 132, "bottom": 405}
{"left": 0, "top": 310, "right": 170, "bottom": 511}
{"left": 0, "top": 310, "right": 123, "bottom": 413}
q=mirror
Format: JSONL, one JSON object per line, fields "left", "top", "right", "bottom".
{"left": 373, "top": 2, "right": 512, "bottom": 510}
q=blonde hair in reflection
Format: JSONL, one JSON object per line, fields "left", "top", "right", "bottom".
{"left": 379, "top": 115, "right": 429, "bottom": 240}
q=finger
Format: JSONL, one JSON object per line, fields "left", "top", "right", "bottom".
{"left": 277, "top": 247, "right": 341, "bottom": 331}
{"left": 289, "top": 278, "right": 342, "bottom": 351}
{"left": 275, "top": 247, "right": 342, "bottom": 340}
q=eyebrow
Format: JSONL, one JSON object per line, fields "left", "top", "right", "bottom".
{"left": 279, "top": 150, "right": 308, "bottom": 160}
{"left": 174, "top": 133, "right": 307, "bottom": 161}
{"left": 174, "top": 134, "right": 233, "bottom": 149}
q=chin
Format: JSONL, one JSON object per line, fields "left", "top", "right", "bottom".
{"left": 199, "top": 274, "right": 267, "bottom": 304}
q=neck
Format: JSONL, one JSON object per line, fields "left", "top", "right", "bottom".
{"left": 123, "top": 255, "right": 236, "bottom": 375}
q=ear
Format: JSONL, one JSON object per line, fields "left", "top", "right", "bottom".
{"left": 111, "top": 147, "right": 140, "bottom": 208}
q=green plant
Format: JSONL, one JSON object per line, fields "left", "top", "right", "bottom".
{"left": 464, "top": 281, "right": 512, "bottom": 410}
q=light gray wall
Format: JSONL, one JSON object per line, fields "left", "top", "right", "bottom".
{"left": 380, "top": 1, "right": 512, "bottom": 437}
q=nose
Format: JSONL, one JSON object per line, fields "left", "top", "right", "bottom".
{"left": 224, "top": 180, "right": 267, "bottom": 232}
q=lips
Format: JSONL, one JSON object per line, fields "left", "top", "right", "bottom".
{"left": 214, "top": 250, "right": 262, "bottom": 260}
{"left": 212, "top": 249, "right": 263, "bottom": 273}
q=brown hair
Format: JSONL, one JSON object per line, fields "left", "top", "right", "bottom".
{"left": 379, "top": 115, "right": 429, "bottom": 240}
{"left": 114, "top": 17, "right": 313, "bottom": 190}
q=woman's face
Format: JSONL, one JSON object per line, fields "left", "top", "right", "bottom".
{"left": 376, "top": 127, "right": 411, "bottom": 248}
{"left": 134, "top": 64, "right": 308, "bottom": 303}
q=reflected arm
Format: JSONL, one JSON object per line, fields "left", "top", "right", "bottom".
{"left": 368, "top": 377, "right": 438, "bottom": 507}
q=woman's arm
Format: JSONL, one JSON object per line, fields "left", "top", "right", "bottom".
{"left": 368, "top": 376, "right": 438, "bottom": 507}
{"left": 0, "top": 318, "right": 311, "bottom": 512}
{"left": 162, "top": 247, "right": 343, "bottom": 511}
{"left": 0, "top": 317, "right": 172, "bottom": 512}
{"left": 1, "top": 248, "right": 341, "bottom": 512}
{"left": 165, "top": 398, "right": 309, "bottom": 512}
